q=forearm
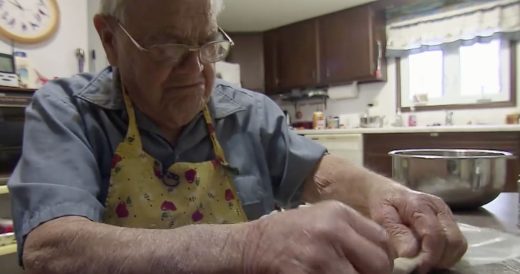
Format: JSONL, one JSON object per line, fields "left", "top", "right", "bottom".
{"left": 301, "top": 154, "right": 408, "bottom": 215}
{"left": 23, "top": 216, "right": 247, "bottom": 274}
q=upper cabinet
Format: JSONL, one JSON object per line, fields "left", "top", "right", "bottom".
{"left": 228, "top": 3, "right": 387, "bottom": 94}
{"left": 227, "top": 33, "right": 265, "bottom": 92}
{"left": 276, "top": 19, "right": 319, "bottom": 90}
{"left": 263, "top": 29, "right": 279, "bottom": 92}
{"left": 263, "top": 3, "right": 386, "bottom": 93}
{"left": 319, "top": 4, "right": 386, "bottom": 85}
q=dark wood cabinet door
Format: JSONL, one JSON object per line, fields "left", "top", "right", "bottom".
{"left": 263, "top": 30, "right": 279, "bottom": 94}
{"left": 226, "top": 33, "right": 265, "bottom": 92}
{"left": 319, "top": 4, "right": 386, "bottom": 85}
{"left": 276, "top": 19, "right": 319, "bottom": 90}
{"left": 364, "top": 132, "right": 520, "bottom": 192}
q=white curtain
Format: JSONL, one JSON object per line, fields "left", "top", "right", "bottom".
{"left": 386, "top": 0, "right": 520, "bottom": 57}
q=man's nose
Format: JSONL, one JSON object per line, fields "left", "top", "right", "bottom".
{"left": 176, "top": 50, "right": 203, "bottom": 74}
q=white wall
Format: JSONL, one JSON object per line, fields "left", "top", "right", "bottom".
{"left": 281, "top": 43, "right": 520, "bottom": 127}
{"left": 0, "top": 0, "right": 89, "bottom": 79}
{"left": 87, "top": 0, "right": 109, "bottom": 74}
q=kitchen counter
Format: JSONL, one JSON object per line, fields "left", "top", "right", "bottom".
{"left": 446, "top": 193, "right": 520, "bottom": 274}
{"left": 296, "top": 125, "right": 520, "bottom": 135}
{"left": 455, "top": 193, "right": 519, "bottom": 235}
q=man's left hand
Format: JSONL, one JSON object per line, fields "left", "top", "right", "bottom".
{"left": 369, "top": 185, "right": 468, "bottom": 274}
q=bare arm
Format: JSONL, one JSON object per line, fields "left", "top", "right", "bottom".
{"left": 302, "top": 154, "right": 467, "bottom": 272}
{"left": 23, "top": 216, "right": 248, "bottom": 274}
{"left": 301, "top": 153, "right": 406, "bottom": 215}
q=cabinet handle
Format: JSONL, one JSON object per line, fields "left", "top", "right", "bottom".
{"left": 326, "top": 68, "right": 330, "bottom": 78}
{"left": 375, "top": 40, "right": 382, "bottom": 77}
{"left": 430, "top": 133, "right": 439, "bottom": 137}
{"left": 312, "top": 70, "right": 316, "bottom": 80}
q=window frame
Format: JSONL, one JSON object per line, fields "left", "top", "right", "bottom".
{"left": 396, "top": 40, "right": 517, "bottom": 112}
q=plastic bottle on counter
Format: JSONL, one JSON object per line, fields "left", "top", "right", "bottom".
{"left": 283, "top": 110, "right": 291, "bottom": 127}
{"left": 408, "top": 106, "right": 417, "bottom": 127}
{"left": 392, "top": 110, "right": 404, "bottom": 127}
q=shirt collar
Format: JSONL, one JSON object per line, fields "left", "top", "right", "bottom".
{"left": 75, "top": 67, "right": 246, "bottom": 120}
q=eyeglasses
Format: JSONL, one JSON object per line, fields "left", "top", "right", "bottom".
{"left": 117, "top": 22, "right": 234, "bottom": 66}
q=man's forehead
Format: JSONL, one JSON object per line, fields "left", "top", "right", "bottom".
{"left": 125, "top": 0, "right": 214, "bottom": 19}
{"left": 142, "top": 25, "right": 219, "bottom": 45}
{"left": 124, "top": 0, "right": 217, "bottom": 43}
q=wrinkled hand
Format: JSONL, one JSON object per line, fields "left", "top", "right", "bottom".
{"left": 369, "top": 186, "right": 468, "bottom": 273}
{"left": 241, "top": 200, "right": 395, "bottom": 274}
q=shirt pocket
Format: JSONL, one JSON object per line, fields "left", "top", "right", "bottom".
{"left": 232, "top": 175, "right": 266, "bottom": 220}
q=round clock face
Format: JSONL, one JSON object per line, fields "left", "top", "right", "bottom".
{"left": 0, "top": 0, "right": 60, "bottom": 44}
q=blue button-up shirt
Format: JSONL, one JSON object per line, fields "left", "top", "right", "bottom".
{"left": 8, "top": 67, "right": 325, "bottom": 256}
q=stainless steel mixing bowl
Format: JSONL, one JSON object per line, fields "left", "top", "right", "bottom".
{"left": 389, "top": 149, "right": 515, "bottom": 209}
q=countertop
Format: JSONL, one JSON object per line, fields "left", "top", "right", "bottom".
{"left": 455, "top": 193, "right": 519, "bottom": 235}
{"left": 442, "top": 193, "right": 520, "bottom": 274}
{"left": 296, "top": 125, "right": 520, "bottom": 135}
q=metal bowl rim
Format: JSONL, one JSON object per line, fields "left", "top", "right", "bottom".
{"left": 388, "top": 149, "right": 515, "bottom": 159}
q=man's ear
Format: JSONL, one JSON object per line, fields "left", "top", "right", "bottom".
{"left": 93, "top": 15, "right": 118, "bottom": 66}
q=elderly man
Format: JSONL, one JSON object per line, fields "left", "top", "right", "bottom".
{"left": 8, "top": 0, "right": 466, "bottom": 273}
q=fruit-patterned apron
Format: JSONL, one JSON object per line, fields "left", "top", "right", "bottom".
{"left": 103, "top": 90, "right": 247, "bottom": 228}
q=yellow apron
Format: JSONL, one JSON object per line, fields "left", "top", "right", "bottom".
{"left": 103, "top": 91, "right": 247, "bottom": 228}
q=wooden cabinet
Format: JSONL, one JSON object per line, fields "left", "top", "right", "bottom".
{"left": 263, "top": 29, "right": 279, "bottom": 93}
{"left": 319, "top": 4, "right": 386, "bottom": 85}
{"left": 231, "top": 3, "right": 387, "bottom": 93}
{"left": 226, "top": 33, "right": 265, "bottom": 92}
{"left": 364, "top": 132, "right": 520, "bottom": 192}
{"left": 0, "top": 180, "right": 18, "bottom": 270}
{"left": 276, "top": 19, "right": 319, "bottom": 90}
{"left": 262, "top": 3, "right": 386, "bottom": 93}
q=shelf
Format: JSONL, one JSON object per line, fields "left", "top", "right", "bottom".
{"left": 0, "top": 86, "right": 36, "bottom": 93}
{"left": 0, "top": 185, "right": 8, "bottom": 195}
{"left": 0, "top": 244, "right": 16, "bottom": 256}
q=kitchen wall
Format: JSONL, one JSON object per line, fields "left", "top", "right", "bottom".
{"left": 87, "top": 0, "right": 110, "bottom": 74}
{"left": 0, "top": 0, "right": 89, "bottom": 79}
{"left": 280, "top": 43, "right": 520, "bottom": 127}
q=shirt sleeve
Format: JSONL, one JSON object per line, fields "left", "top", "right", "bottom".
{"left": 257, "top": 95, "right": 326, "bottom": 208}
{"left": 7, "top": 81, "right": 104, "bottom": 262}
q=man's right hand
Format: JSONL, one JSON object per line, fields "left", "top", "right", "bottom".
{"left": 241, "top": 200, "right": 395, "bottom": 274}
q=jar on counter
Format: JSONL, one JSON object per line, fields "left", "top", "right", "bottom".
{"left": 326, "top": 116, "right": 340, "bottom": 129}
{"left": 313, "top": 111, "right": 325, "bottom": 129}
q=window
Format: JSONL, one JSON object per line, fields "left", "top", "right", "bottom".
{"left": 398, "top": 40, "right": 514, "bottom": 110}
{"left": 408, "top": 50, "right": 443, "bottom": 100}
{"left": 459, "top": 41, "right": 501, "bottom": 97}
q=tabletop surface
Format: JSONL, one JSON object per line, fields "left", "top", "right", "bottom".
{"left": 435, "top": 193, "right": 520, "bottom": 274}
{"left": 454, "top": 193, "right": 519, "bottom": 235}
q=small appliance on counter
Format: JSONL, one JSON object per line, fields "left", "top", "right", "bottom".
{"left": 360, "top": 115, "right": 385, "bottom": 128}
{"left": 0, "top": 89, "right": 32, "bottom": 178}
{"left": 215, "top": 61, "right": 241, "bottom": 87}
{"left": 0, "top": 53, "right": 19, "bottom": 88}
{"left": 360, "top": 103, "right": 385, "bottom": 128}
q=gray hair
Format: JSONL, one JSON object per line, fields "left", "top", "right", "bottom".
{"left": 99, "top": 0, "right": 224, "bottom": 22}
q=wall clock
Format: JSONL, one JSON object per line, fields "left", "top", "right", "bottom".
{"left": 0, "top": 0, "right": 60, "bottom": 44}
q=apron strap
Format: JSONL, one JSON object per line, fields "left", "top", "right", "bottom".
{"left": 202, "top": 106, "right": 231, "bottom": 166}
{"left": 121, "top": 85, "right": 230, "bottom": 167}
{"left": 121, "top": 88, "right": 144, "bottom": 149}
